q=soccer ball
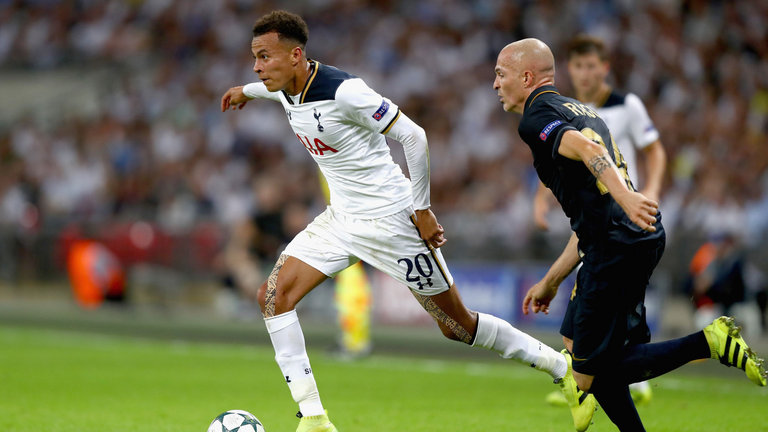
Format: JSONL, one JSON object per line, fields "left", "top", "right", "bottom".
{"left": 207, "top": 410, "right": 265, "bottom": 432}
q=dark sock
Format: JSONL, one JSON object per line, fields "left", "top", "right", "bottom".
{"left": 590, "top": 381, "right": 645, "bottom": 432}
{"left": 585, "top": 332, "right": 710, "bottom": 431}
{"left": 610, "top": 331, "right": 711, "bottom": 384}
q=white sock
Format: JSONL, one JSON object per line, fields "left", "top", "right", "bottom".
{"left": 264, "top": 310, "right": 325, "bottom": 417}
{"left": 630, "top": 380, "right": 650, "bottom": 392}
{"left": 472, "top": 312, "right": 567, "bottom": 379}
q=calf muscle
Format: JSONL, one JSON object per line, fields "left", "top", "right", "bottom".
{"left": 412, "top": 291, "right": 473, "bottom": 343}
{"left": 263, "top": 254, "right": 288, "bottom": 317}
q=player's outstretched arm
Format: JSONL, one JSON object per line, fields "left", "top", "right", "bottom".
{"left": 558, "top": 130, "right": 658, "bottom": 232}
{"left": 221, "top": 82, "right": 281, "bottom": 112}
{"left": 523, "top": 232, "right": 580, "bottom": 315}
{"left": 221, "top": 86, "right": 252, "bottom": 112}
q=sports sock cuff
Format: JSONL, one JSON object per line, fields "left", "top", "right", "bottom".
{"left": 551, "top": 353, "right": 568, "bottom": 380}
{"left": 298, "top": 399, "right": 325, "bottom": 417}
{"left": 264, "top": 309, "right": 298, "bottom": 334}
{"left": 472, "top": 312, "right": 499, "bottom": 349}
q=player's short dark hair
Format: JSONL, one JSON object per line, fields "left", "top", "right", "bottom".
{"left": 567, "top": 34, "right": 608, "bottom": 61}
{"left": 252, "top": 10, "right": 309, "bottom": 48}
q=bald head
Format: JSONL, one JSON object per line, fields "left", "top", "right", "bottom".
{"left": 501, "top": 38, "right": 555, "bottom": 81}
{"left": 493, "top": 38, "right": 556, "bottom": 113}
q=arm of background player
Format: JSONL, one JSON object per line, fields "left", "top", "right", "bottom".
{"left": 385, "top": 113, "right": 446, "bottom": 249}
{"left": 533, "top": 180, "right": 554, "bottom": 231}
{"left": 523, "top": 232, "right": 580, "bottom": 315}
{"left": 625, "top": 93, "right": 665, "bottom": 201}
{"left": 558, "top": 129, "right": 659, "bottom": 232}
{"left": 221, "top": 82, "right": 281, "bottom": 111}
{"left": 640, "top": 140, "right": 666, "bottom": 203}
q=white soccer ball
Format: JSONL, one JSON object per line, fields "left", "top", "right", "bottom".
{"left": 207, "top": 409, "right": 265, "bottom": 432}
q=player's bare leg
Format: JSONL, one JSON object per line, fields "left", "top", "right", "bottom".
{"left": 257, "top": 255, "right": 337, "bottom": 432}
{"left": 413, "top": 284, "right": 566, "bottom": 374}
{"left": 258, "top": 255, "right": 327, "bottom": 317}
{"left": 410, "top": 284, "right": 475, "bottom": 343}
{"left": 414, "top": 285, "right": 596, "bottom": 431}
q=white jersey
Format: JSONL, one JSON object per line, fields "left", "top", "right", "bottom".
{"left": 243, "top": 61, "right": 412, "bottom": 218}
{"left": 586, "top": 90, "right": 659, "bottom": 186}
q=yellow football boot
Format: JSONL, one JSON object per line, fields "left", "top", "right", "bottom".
{"left": 296, "top": 411, "right": 338, "bottom": 432}
{"left": 556, "top": 349, "right": 598, "bottom": 431}
{"left": 703, "top": 316, "right": 767, "bottom": 387}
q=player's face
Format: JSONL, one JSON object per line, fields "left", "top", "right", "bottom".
{"left": 567, "top": 52, "right": 609, "bottom": 97}
{"left": 251, "top": 32, "right": 298, "bottom": 93}
{"left": 493, "top": 52, "right": 526, "bottom": 113}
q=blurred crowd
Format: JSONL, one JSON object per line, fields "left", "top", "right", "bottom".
{"left": 0, "top": 0, "right": 766, "bottom": 295}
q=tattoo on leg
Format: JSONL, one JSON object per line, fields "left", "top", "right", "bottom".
{"left": 587, "top": 154, "right": 613, "bottom": 179}
{"left": 263, "top": 254, "right": 287, "bottom": 318}
{"left": 412, "top": 292, "right": 473, "bottom": 344}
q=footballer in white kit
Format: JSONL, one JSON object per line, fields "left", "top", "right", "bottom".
{"left": 221, "top": 11, "right": 590, "bottom": 432}
{"left": 243, "top": 60, "right": 453, "bottom": 295}
{"left": 585, "top": 91, "right": 660, "bottom": 188}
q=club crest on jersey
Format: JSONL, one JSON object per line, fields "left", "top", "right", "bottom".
{"left": 372, "top": 100, "right": 389, "bottom": 121}
{"left": 539, "top": 120, "right": 563, "bottom": 141}
{"left": 286, "top": 110, "right": 292, "bottom": 120}
{"left": 313, "top": 108, "right": 324, "bottom": 132}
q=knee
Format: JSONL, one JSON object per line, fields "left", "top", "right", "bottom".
{"left": 574, "top": 373, "right": 593, "bottom": 392}
{"left": 258, "top": 282, "right": 299, "bottom": 316}
{"left": 562, "top": 336, "right": 574, "bottom": 353}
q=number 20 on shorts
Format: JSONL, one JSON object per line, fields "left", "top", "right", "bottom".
{"left": 398, "top": 253, "right": 435, "bottom": 290}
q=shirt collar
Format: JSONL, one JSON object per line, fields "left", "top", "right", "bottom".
{"left": 281, "top": 60, "right": 319, "bottom": 105}
{"left": 525, "top": 85, "right": 560, "bottom": 111}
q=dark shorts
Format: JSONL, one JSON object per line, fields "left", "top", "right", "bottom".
{"left": 560, "top": 234, "right": 666, "bottom": 376}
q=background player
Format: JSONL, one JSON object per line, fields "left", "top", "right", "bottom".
{"left": 495, "top": 38, "right": 766, "bottom": 431}
{"left": 536, "top": 34, "right": 666, "bottom": 406}
{"left": 220, "top": 11, "right": 595, "bottom": 432}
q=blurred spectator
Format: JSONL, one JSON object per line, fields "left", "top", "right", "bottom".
{"left": 216, "top": 174, "right": 314, "bottom": 312}
{"left": 66, "top": 239, "right": 126, "bottom": 308}
{"left": 687, "top": 233, "right": 746, "bottom": 328}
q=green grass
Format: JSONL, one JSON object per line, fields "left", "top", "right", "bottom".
{"left": 1, "top": 325, "right": 766, "bottom": 432}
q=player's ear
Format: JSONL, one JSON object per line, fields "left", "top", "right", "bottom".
{"left": 523, "top": 70, "right": 534, "bottom": 88}
{"left": 290, "top": 46, "right": 304, "bottom": 66}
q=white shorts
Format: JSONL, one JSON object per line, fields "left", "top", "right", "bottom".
{"left": 283, "top": 205, "right": 454, "bottom": 296}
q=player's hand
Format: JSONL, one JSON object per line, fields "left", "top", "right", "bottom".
{"left": 413, "top": 208, "right": 447, "bottom": 249}
{"left": 221, "top": 86, "right": 250, "bottom": 112}
{"left": 639, "top": 187, "right": 660, "bottom": 204}
{"left": 522, "top": 279, "right": 558, "bottom": 315}
{"left": 617, "top": 190, "right": 658, "bottom": 232}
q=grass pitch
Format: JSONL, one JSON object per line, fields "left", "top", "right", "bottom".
{"left": 1, "top": 325, "right": 766, "bottom": 432}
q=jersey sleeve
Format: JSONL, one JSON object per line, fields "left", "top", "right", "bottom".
{"left": 519, "top": 103, "right": 577, "bottom": 160}
{"left": 384, "top": 113, "right": 430, "bottom": 210}
{"left": 624, "top": 93, "right": 660, "bottom": 150}
{"left": 335, "top": 78, "right": 401, "bottom": 133}
{"left": 242, "top": 82, "right": 282, "bottom": 102}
